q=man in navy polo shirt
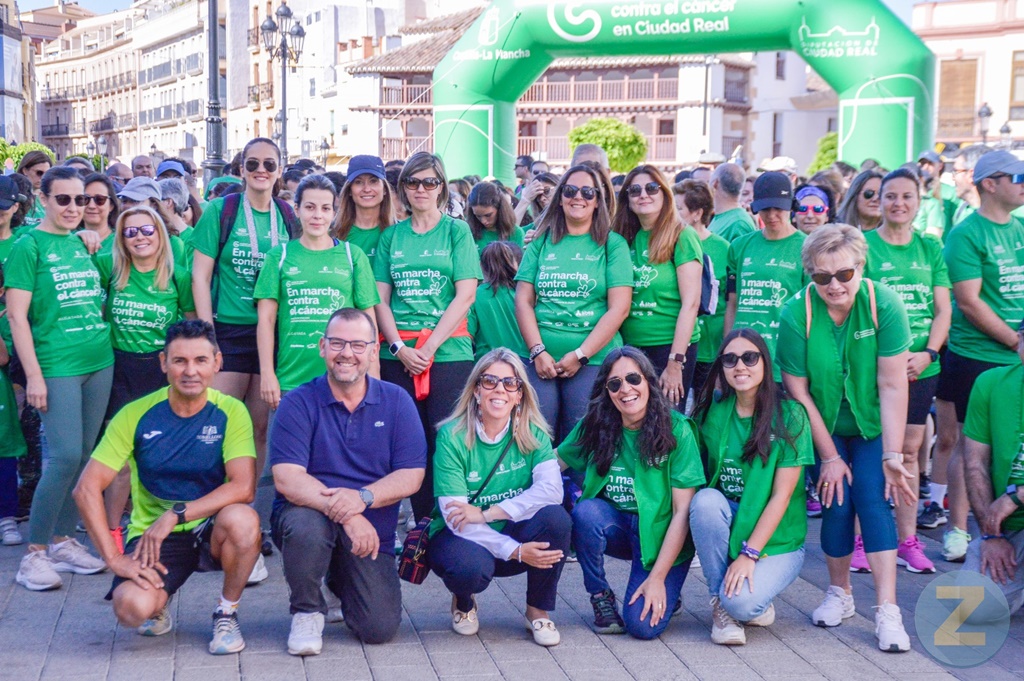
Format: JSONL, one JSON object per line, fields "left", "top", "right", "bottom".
{"left": 270, "top": 307, "right": 426, "bottom": 655}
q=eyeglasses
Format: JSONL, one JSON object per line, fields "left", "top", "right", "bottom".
{"left": 720, "top": 351, "right": 762, "bottom": 368}
{"left": 811, "top": 268, "right": 857, "bottom": 286}
{"left": 861, "top": 189, "right": 877, "bottom": 200}
{"left": 403, "top": 177, "right": 443, "bottom": 190}
{"left": 84, "top": 194, "right": 110, "bottom": 206}
{"left": 627, "top": 182, "right": 662, "bottom": 198}
{"left": 478, "top": 374, "right": 523, "bottom": 392}
{"left": 244, "top": 158, "right": 278, "bottom": 173}
{"left": 324, "top": 337, "right": 375, "bottom": 354}
{"left": 606, "top": 372, "right": 644, "bottom": 393}
{"left": 562, "top": 184, "right": 598, "bottom": 201}
{"left": 987, "top": 173, "right": 1024, "bottom": 184}
{"left": 796, "top": 204, "right": 827, "bottom": 214}
{"left": 515, "top": 163, "right": 528, "bottom": 169}
{"left": 52, "top": 194, "right": 89, "bottom": 207}
{"left": 123, "top": 224, "right": 157, "bottom": 238}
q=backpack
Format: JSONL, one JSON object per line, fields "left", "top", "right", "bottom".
{"left": 670, "top": 242, "right": 718, "bottom": 317}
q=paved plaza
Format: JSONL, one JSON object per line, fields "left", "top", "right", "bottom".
{"left": 1, "top": 520, "right": 1021, "bottom": 681}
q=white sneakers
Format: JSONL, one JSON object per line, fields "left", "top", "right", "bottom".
{"left": 528, "top": 617, "right": 560, "bottom": 647}
{"left": 246, "top": 554, "right": 269, "bottom": 586}
{"left": 138, "top": 605, "right": 174, "bottom": 636}
{"left": 451, "top": 595, "right": 479, "bottom": 636}
{"left": 16, "top": 540, "right": 106, "bottom": 591}
{"left": 288, "top": 612, "right": 325, "bottom": 656}
{"left": 874, "top": 602, "right": 911, "bottom": 652}
{"left": 747, "top": 602, "right": 775, "bottom": 627}
{"left": 812, "top": 586, "right": 856, "bottom": 627}
{"left": 1, "top": 517, "right": 23, "bottom": 546}
{"left": 710, "top": 597, "right": 745, "bottom": 645}
{"left": 48, "top": 538, "right": 107, "bottom": 574}
{"left": 15, "top": 550, "right": 63, "bottom": 591}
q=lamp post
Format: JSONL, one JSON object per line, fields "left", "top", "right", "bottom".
{"left": 86, "top": 141, "right": 95, "bottom": 168}
{"left": 97, "top": 135, "right": 107, "bottom": 172}
{"left": 1000, "top": 122, "right": 1012, "bottom": 149}
{"left": 201, "top": 0, "right": 227, "bottom": 187}
{"left": 151, "top": 142, "right": 158, "bottom": 158}
{"left": 319, "top": 138, "right": 329, "bottom": 167}
{"left": 261, "top": 1, "right": 305, "bottom": 162}
{"left": 978, "top": 103, "right": 993, "bottom": 144}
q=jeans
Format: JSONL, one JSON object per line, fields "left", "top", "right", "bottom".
{"left": 29, "top": 367, "right": 113, "bottom": 545}
{"left": 818, "top": 434, "right": 897, "bottom": 557}
{"left": 572, "top": 497, "right": 691, "bottom": 640}
{"left": 963, "top": 527, "right": 1024, "bottom": 617}
{"left": 272, "top": 502, "right": 403, "bottom": 644}
{"left": 689, "top": 488, "right": 804, "bottom": 621}
{"left": 429, "top": 505, "right": 571, "bottom": 611}
{"left": 0, "top": 457, "right": 18, "bottom": 518}
{"left": 637, "top": 343, "right": 698, "bottom": 411}
{"left": 525, "top": 362, "right": 599, "bottom": 446}
{"left": 380, "top": 359, "right": 473, "bottom": 520}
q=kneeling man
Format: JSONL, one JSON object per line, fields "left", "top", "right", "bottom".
{"left": 74, "top": 320, "right": 261, "bottom": 654}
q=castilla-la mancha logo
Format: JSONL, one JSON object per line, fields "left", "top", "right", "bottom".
{"left": 798, "top": 16, "right": 879, "bottom": 59}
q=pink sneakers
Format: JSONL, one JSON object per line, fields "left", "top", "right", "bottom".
{"left": 896, "top": 535, "right": 936, "bottom": 574}
{"left": 849, "top": 535, "right": 871, "bottom": 573}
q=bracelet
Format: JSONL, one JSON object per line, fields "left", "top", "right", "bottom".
{"left": 881, "top": 451, "right": 903, "bottom": 463}
{"left": 517, "top": 544, "right": 523, "bottom": 563}
{"left": 819, "top": 455, "right": 842, "bottom": 465}
{"left": 528, "top": 344, "right": 546, "bottom": 362}
{"left": 982, "top": 534, "right": 1007, "bottom": 541}
{"left": 740, "top": 541, "right": 761, "bottom": 561}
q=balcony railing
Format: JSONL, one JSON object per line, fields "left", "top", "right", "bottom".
{"left": 139, "top": 61, "right": 174, "bottom": 86}
{"left": 248, "top": 28, "right": 260, "bottom": 49}
{"left": 69, "top": 122, "right": 87, "bottom": 136}
{"left": 90, "top": 116, "right": 115, "bottom": 133}
{"left": 259, "top": 82, "right": 273, "bottom": 102}
{"left": 381, "top": 84, "right": 431, "bottom": 106}
{"left": 519, "top": 77, "right": 677, "bottom": 104}
{"left": 724, "top": 80, "right": 748, "bottom": 103}
{"left": 184, "top": 53, "right": 202, "bottom": 74}
{"left": 140, "top": 105, "right": 173, "bottom": 126}
{"left": 381, "top": 136, "right": 432, "bottom": 159}
{"left": 40, "top": 86, "right": 87, "bottom": 101}
{"left": 41, "top": 123, "right": 69, "bottom": 137}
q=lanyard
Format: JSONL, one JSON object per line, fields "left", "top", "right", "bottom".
{"left": 241, "top": 194, "right": 279, "bottom": 257}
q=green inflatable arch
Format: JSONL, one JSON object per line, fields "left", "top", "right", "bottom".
{"left": 431, "top": 0, "right": 934, "bottom": 182}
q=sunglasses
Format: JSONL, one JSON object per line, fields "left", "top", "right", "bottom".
{"left": 244, "top": 158, "right": 278, "bottom": 173}
{"left": 606, "top": 372, "right": 643, "bottom": 393}
{"left": 796, "top": 204, "right": 827, "bottom": 214}
{"left": 403, "top": 177, "right": 443, "bottom": 190}
{"left": 811, "top": 268, "right": 857, "bottom": 286}
{"left": 988, "top": 173, "right": 1024, "bottom": 184}
{"left": 123, "top": 224, "right": 157, "bottom": 238}
{"left": 627, "top": 182, "right": 662, "bottom": 198}
{"left": 84, "top": 194, "right": 110, "bottom": 206}
{"left": 562, "top": 184, "right": 598, "bottom": 201}
{"left": 861, "top": 189, "right": 877, "bottom": 200}
{"left": 721, "top": 351, "right": 762, "bottom": 368}
{"left": 52, "top": 194, "right": 89, "bottom": 207}
{"left": 478, "top": 374, "right": 523, "bottom": 392}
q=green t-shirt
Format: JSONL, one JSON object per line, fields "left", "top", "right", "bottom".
{"left": 709, "top": 208, "right": 757, "bottom": 243}
{"left": 913, "top": 194, "right": 946, "bottom": 242}
{"left": 254, "top": 241, "right": 380, "bottom": 391}
{"left": 601, "top": 433, "right": 639, "bottom": 513}
{"left": 467, "top": 283, "right": 528, "bottom": 360}
{"left": 718, "top": 415, "right": 749, "bottom": 501}
{"left": 864, "top": 230, "right": 950, "bottom": 380}
{"left": 0, "top": 232, "right": 19, "bottom": 264}
{"left": 96, "top": 255, "right": 195, "bottom": 354}
{"left": 373, "top": 215, "right": 482, "bottom": 363}
{"left": 727, "top": 230, "right": 808, "bottom": 380}
{"left": 943, "top": 212, "right": 1024, "bottom": 365}
{"left": 696, "top": 231, "right": 730, "bottom": 363}
{"left": 4, "top": 229, "right": 113, "bottom": 377}
{"left": 621, "top": 227, "right": 703, "bottom": 347}
{"left": 23, "top": 198, "right": 44, "bottom": 229}
{"left": 429, "top": 421, "right": 555, "bottom": 536}
{"left": 191, "top": 197, "right": 292, "bottom": 325}
{"left": 342, "top": 225, "right": 384, "bottom": 268}
{"left": 515, "top": 231, "right": 633, "bottom": 363}
{"left": 474, "top": 226, "right": 525, "bottom": 256}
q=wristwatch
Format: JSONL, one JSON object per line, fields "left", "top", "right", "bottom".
{"left": 668, "top": 352, "right": 687, "bottom": 366}
{"left": 172, "top": 502, "right": 188, "bottom": 525}
{"left": 925, "top": 348, "right": 939, "bottom": 363}
{"left": 389, "top": 340, "right": 405, "bottom": 357}
{"left": 358, "top": 487, "right": 375, "bottom": 510}
{"left": 574, "top": 347, "right": 589, "bottom": 366}
{"left": 1007, "top": 484, "right": 1024, "bottom": 509}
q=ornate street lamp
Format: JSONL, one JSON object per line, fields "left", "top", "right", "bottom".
{"left": 319, "top": 138, "right": 329, "bottom": 166}
{"left": 978, "top": 103, "right": 993, "bottom": 144}
{"left": 1000, "top": 121, "right": 1013, "bottom": 149}
{"left": 97, "top": 135, "right": 108, "bottom": 172}
{"left": 261, "top": 2, "right": 305, "bottom": 161}
{"left": 202, "top": 0, "right": 228, "bottom": 187}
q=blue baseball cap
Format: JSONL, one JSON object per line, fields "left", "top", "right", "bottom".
{"left": 346, "top": 155, "right": 386, "bottom": 182}
{"left": 156, "top": 160, "right": 187, "bottom": 178}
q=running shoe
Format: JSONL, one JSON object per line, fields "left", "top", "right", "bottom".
{"left": 15, "top": 550, "right": 63, "bottom": 591}
{"left": 942, "top": 527, "right": 970, "bottom": 562}
{"left": 916, "top": 501, "right": 947, "bottom": 529}
{"left": 287, "top": 612, "right": 324, "bottom": 656}
{"left": 849, "top": 535, "right": 871, "bottom": 573}
{"left": 874, "top": 602, "right": 910, "bottom": 652}
{"left": 138, "top": 605, "right": 173, "bottom": 636}
{"left": 812, "top": 586, "right": 855, "bottom": 627}
{"left": 1, "top": 517, "right": 23, "bottom": 546}
{"left": 589, "top": 589, "right": 625, "bottom": 634}
{"left": 897, "top": 535, "right": 936, "bottom": 573}
{"left": 209, "top": 610, "right": 245, "bottom": 654}
{"left": 710, "top": 597, "right": 745, "bottom": 645}
{"left": 49, "top": 538, "right": 106, "bottom": 574}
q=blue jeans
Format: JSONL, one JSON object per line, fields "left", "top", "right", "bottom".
{"left": 818, "top": 434, "right": 897, "bottom": 557}
{"left": 526, "top": 362, "right": 599, "bottom": 446}
{"left": 571, "top": 497, "right": 691, "bottom": 640}
{"left": 689, "top": 488, "right": 804, "bottom": 622}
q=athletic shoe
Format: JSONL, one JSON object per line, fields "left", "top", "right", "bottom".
{"left": 528, "top": 617, "right": 560, "bottom": 646}
{"left": 451, "top": 595, "right": 479, "bottom": 636}
{"left": 1, "top": 517, "right": 23, "bottom": 545}
{"left": 589, "top": 589, "right": 625, "bottom": 634}
{"left": 812, "top": 586, "right": 855, "bottom": 627}
{"left": 806, "top": 493, "right": 822, "bottom": 518}
{"left": 287, "top": 612, "right": 324, "bottom": 656}
{"left": 896, "top": 535, "right": 936, "bottom": 574}
{"left": 260, "top": 530, "right": 274, "bottom": 557}
{"left": 916, "top": 502, "right": 947, "bottom": 529}
{"left": 919, "top": 472, "right": 931, "bottom": 500}
{"left": 209, "top": 610, "right": 245, "bottom": 654}
{"left": 15, "top": 550, "right": 63, "bottom": 591}
{"left": 110, "top": 526, "right": 124, "bottom": 555}
{"left": 746, "top": 602, "right": 775, "bottom": 627}
{"left": 942, "top": 527, "right": 970, "bottom": 562}
{"left": 849, "top": 535, "right": 871, "bottom": 573}
{"left": 48, "top": 538, "right": 106, "bottom": 574}
{"left": 710, "top": 597, "right": 745, "bottom": 645}
{"left": 874, "top": 602, "right": 910, "bottom": 652}
{"left": 246, "top": 554, "right": 268, "bottom": 585}
{"left": 138, "top": 605, "right": 173, "bottom": 636}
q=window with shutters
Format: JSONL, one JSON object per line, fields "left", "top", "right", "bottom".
{"left": 1011, "top": 51, "right": 1024, "bottom": 120}
{"left": 937, "top": 59, "right": 977, "bottom": 138}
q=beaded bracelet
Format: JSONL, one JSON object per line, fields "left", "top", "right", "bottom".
{"left": 740, "top": 541, "right": 761, "bottom": 561}
{"left": 981, "top": 534, "right": 1007, "bottom": 541}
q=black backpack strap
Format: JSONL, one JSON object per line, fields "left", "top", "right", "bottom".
{"left": 216, "top": 193, "right": 242, "bottom": 264}
{"left": 273, "top": 196, "right": 302, "bottom": 240}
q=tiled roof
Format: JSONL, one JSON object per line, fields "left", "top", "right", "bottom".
{"left": 398, "top": 7, "right": 484, "bottom": 35}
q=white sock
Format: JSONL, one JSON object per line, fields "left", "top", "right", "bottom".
{"left": 218, "top": 594, "right": 239, "bottom": 614}
{"left": 929, "top": 483, "right": 947, "bottom": 507}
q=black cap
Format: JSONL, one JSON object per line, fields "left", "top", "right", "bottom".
{"left": 0, "top": 175, "right": 26, "bottom": 210}
{"left": 751, "top": 172, "right": 794, "bottom": 213}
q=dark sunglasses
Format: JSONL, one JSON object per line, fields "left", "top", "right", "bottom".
{"left": 721, "top": 351, "right": 762, "bottom": 369}
{"left": 244, "top": 158, "right": 278, "bottom": 173}
{"left": 53, "top": 194, "right": 89, "bottom": 207}
{"left": 562, "top": 184, "right": 598, "bottom": 201}
{"left": 796, "top": 204, "right": 827, "bottom": 214}
{"left": 627, "top": 182, "right": 662, "bottom": 198}
{"left": 861, "top": 189, "right": 877, "bottom": 200}
{"left": 84, "top": 194, "right": 110, "bottom": 206}
{"left": 478, "top": 374, "right": 522, "bottom": 392}
{"left": 123, "top": 224, "right": 157, "bottom": 238}
{"left": 988, "top": 173, "right": 1024, "bottom": 184}
{"left": 811, "top": 268, "right": 857, "bottom": 286}
{"left": 403, "top": 177, "right": 443, "bottom": 190}
{"left": 606, "top": 372, "right": 643, "bottom": 393}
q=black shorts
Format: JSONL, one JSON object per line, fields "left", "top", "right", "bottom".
{"left": 935, "top": 350, "right": 1006, "bottom": 422}
{"left": 907, "top": 374, "right": 939, "bottom": 426}
{"left": 106, "top": 518, "right": 220, "bottom": 600}
{"left": 106, "top": 350, "right": 166, "bottom": 420}
{"left": 214, "top": 322, "right": 260, "bottom": 375}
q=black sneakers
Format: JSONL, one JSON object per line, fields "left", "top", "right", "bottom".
{"left": 590, "top": 589, "right": 625, "bottom": 634}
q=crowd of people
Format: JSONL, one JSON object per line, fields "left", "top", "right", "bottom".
{"left": 0, "top": 137, "right": 1022, "bottom": 659}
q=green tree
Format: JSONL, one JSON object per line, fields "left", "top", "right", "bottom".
{"left": 806, "top": 132, "right": 838, "bottom": 175}
{"left": 6, "top": 142, "right": 56, "bottom": 170}
{"left": 568, "top": 118, "right": 648, "bottom": 173}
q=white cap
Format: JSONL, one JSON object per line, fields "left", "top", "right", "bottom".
{"left": 757, "top": 156, "right": 799, "bottom": 175}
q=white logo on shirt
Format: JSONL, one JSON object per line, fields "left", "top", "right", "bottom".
{"left": 142, "top": 430, "right": 162, "bottom": 440}
{"left": 467, "top": 471, "right": 481, "bottom": 482}
{"left": 374, "top": 421, "right": 384, "bottom": 427}
{"left": 197, "top": 425, "right": 222, "bottom": 445}
{"left": 854, "top": 328, "right": 876, "bottom": 340}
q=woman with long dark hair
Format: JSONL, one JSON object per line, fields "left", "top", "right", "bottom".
{"left": 82, "top": 173, "right": 121, "bottom": 255}
{"left": 690, "top": 328, "right": 813, "bottom": 646}
{"left": 332, "top": 155, "right": 395, "bottom": 267}
{"left": 516, "top": 172, "right": 560, "bottom": 232}
{"left": 837, "top": 170, "right": 884, "bottom": 232}
{"left": 559, "top": 347, "right": 704, "bottom": 639}
{"left": 466, "top": 181, "right": 524, "bottom": 255}
{"left": 468, "top": 241, "right": 527, "bottom": 360}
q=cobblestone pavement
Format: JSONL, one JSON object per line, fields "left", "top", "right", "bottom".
{"left": 1, "top": 519, "right": 1021, "bottom": 681}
